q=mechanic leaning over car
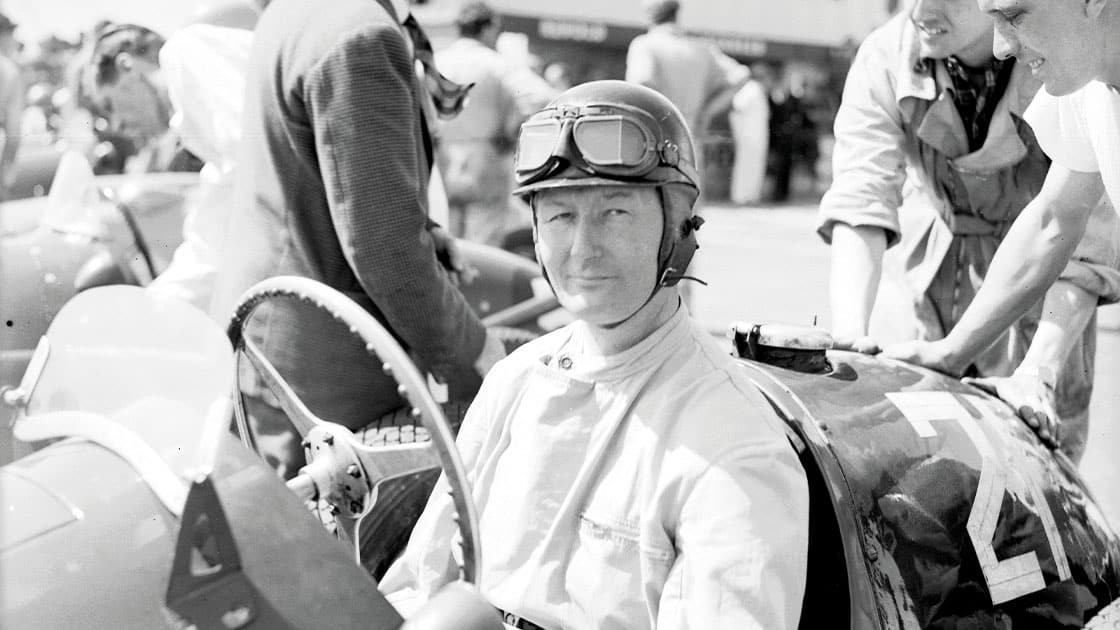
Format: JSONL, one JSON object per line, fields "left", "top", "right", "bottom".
{"left": 380, "top": 80, "right": 809, "bottom": 630}
{"left": 819, "top": 0, "right": 1120, "bottom": 463}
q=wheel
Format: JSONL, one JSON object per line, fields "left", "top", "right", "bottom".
{"left": 225, "top": 275, "right": 482, "bottom": 583}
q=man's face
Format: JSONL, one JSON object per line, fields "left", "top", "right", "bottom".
{"left": 910, "top": 0, "right": 994, "bottom": 61}
{"left": 535, "top": 185, "right": 663, "bottom": 327}
{"left": 95, "top": 59, "right": 171, "bottom": 146}
{"left": 980, "top": 0, "right": 1102, "bottom": 96}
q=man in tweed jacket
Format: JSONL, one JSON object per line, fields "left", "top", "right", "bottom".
{"left": 212, "top": 0, "right": 504, "bottom": 438}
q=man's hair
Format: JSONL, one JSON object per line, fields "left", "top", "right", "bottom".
{"left": 644, "top": 0, "right": 680, "bottom": 25}
{"left": 90, "top": 23, "right": 166, "bottom": 87}
{"left": 456, "top": 1, "right": 496, "bottom": 38}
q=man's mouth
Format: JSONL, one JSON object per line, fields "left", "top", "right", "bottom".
{"left": 916, "top": 21, "right": 948, "bottom": 36}
{"left": 1027, "top": 58, "right": 1045, "bottom": 70}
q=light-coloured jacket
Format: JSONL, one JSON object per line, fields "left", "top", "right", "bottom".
{"left": 433, "top": 38, "right": 553, "bottom": 244}
{"left": 147, "top": 24, "right": 252, "bottom": 311}
{"left": 382, "top": 305, "right": 809, "bottom": 629}
{"left": 817, "top": 13, "right": 1120, "bottom": 453}
{"left": 625, "top": 24, "right": 743, "bottom": 143}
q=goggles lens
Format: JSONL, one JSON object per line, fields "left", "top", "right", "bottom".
{"left": 516, "top": 119, "right": 562, "bottom": 173}
{"left": 572, "top": 116, "right": 651, "bottom": 167}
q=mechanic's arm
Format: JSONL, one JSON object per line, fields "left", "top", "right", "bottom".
{"left": 306, "top": 26, "right": 501, "bottom": 379}
{"left": 830, "top": 224, "right": 887, "bottom": 352}
{"left": 883, "top": 164, "right": 1103, "bottom": 373}
{"left": 656, "top": 441, "right": 808, "bottom": 629}
{"left": 965, "top": 194, "right": 1120, "bottom": 442}
{"left": 966, "top": 280, "right": 1095, "bottom": 445}
{"left": 818, "top": 38, "right": 907, "bottom": 351}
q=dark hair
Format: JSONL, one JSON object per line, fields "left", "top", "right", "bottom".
{"left": 647, "top": 0, "right": 680, "bottom": 25}
{"left": 90, "top": 23, "right": 165, "bottom": 87}
{"left": 455, "top": 1, "right": 495, "bottom": 38}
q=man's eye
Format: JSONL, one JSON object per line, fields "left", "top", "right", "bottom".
{"left": 544, "top": 212, "right": 573, "bottom": 223}
{"left": 1004, "top": 11, "right": 1024, "bottom": 26}
{"left": 605, "top": 208, "right": 631, "bottom": 217}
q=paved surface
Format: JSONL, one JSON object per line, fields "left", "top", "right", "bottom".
{"left": 689, "top": 200, "right": 1120, "bottom": 530}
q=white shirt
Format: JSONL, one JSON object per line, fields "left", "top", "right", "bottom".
{"left": 381, "top": 305, "right": 809, "bottom": 630}
{"left": 1024, "top": 81, "right": 1120, "bottom": 207}
{"left": 147, "top": 24, "right": 252, "bottom": 311}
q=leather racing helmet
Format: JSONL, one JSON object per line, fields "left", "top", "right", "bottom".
{"left": 512, "top": 80, "right": 704, "bottom": 291}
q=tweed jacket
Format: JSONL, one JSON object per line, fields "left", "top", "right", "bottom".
{"left": 211, "top": 0, "right": 487, "bottom": 427}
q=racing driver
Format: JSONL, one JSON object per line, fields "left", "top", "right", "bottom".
{"left": 380, "top": 81, "right": 809, "bottom": 629}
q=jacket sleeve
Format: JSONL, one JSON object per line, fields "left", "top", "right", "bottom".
{"left": 817, "top": 35, "right": 907, "bottom": 248}
{"left": 1059, "top": 195, "right": 1120, "bottom": 304}
{"left": 656, "top": 437, "right": 809, "bottom": 629}
{"left": 304, "top": 25, "right": 486, "bottom": 377}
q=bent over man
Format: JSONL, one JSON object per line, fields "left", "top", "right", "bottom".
{"left": 820, "top": 0, "right": 1120, "bottom": 461}
{"left": 381, "top": 81, "right": 809, "bottom": 629}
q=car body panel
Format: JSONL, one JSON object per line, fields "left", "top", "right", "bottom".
{"left": 742, "top": 351, "right": 1120, "bottom": 629}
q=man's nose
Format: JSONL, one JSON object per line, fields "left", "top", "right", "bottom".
{"left": 992, "top": 24, "right": 1018, "bottom": 60}
{"left": 568, "top": 215, "right": 603, "bottom": 259}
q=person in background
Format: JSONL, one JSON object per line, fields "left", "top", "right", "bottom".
{"left": 382, "top": 81, "right": 807, "bottom": 629}
{"left": 883, "top": 0, "right": 1120, "bottom": 448}
{"left": 820, "top": 0, "right": 1120, "bottom": 462}
{"left": 86, "top": 18, "right": 254, "bottom": 311}
{"left": 434, "top": 0, "right": 555, "bottom": 246}
{"left": 728, "top": 62, "right": 774, "bottom": 205}
{"left": 625, "top": 0, "right": 746, "bottom": 173}
{"left": 0, "top": 14, "right": 23, "bottom": 199}
{"left": 543, "top": 60, "right": 573, "bottom": 92}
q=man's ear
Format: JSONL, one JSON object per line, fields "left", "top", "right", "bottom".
{"left": 114, "top": 52, "right": 134, "bottom": 74}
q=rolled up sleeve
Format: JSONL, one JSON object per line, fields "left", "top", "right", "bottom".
{"left": 818, "top": 40, "right": 908, "bottom": 248}
{"left": 656, "top": 440, "right": 809, "bottom": 629}
{"left": 306, "top": 26, "right": 486, "bottom": 376}
{"left": 1059, "top": 196, "right": 1120, "bottom": 304}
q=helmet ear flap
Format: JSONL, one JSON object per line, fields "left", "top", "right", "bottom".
{"left": 657, "top": 183, "right": 702, "bottom": 287}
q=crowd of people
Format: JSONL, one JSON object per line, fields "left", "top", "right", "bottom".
{"left": 0, "top": 0, "right": 1118, "bottom": 626}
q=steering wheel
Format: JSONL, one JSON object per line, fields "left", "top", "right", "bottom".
{"left": 225, "top": 276, "right": 481, "bottom": 583}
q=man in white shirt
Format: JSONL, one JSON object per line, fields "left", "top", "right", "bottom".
{"left": 86, "top": 21, "right": 254, "bottom": 311}
{"left": 380, "top": 81, "right": 809, "bottom": 629}
{"left": 883, "top": 0, "right": 1120, "bottom": 439}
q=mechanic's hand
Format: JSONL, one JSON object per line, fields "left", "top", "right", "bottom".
{"left": 832, "top": 333, "right": 881, "bottom": 355}
{"left": 964, "top": 370, "right": 1061, "bottom": 449}
{"left": 430, "top": 226, "right": 479, "bottom": 286}
{"left": 880, "top": 339, "right": 962, "bottom": 376}
{"left": 473, "top": 328, "right": 507, "bottom": 378}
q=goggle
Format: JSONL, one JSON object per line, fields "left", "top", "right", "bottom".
{"left": 514, "top": 102, "right": 696, "bottom": 187}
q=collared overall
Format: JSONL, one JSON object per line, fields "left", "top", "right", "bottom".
{"left": 819, "top": 13, "right": 1120, "bottom": 461}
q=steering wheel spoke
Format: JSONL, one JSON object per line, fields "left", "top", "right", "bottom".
{"left": 240, "top": 334, "right": 322, "bottom": 438}
{"left": 353, "top": 441, "right": 441, "bottom": 489}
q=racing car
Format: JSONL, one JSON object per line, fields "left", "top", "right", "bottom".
{"left": 1, "top": 266, "right": 1118, "bottom": 628}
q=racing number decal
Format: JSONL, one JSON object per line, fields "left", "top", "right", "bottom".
{"left": 886, "top": 392, "right": 1072, "bottom": 605}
